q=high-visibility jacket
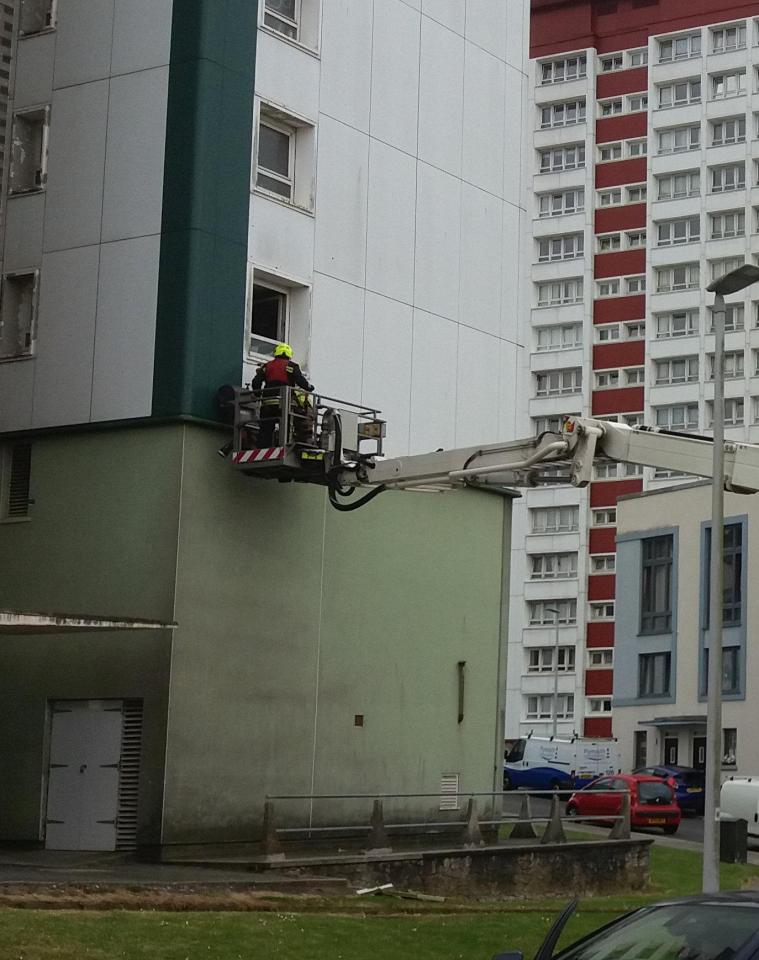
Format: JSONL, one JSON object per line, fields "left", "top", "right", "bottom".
{"left": 251, "top": 358, "right": 312, "bottom": 395}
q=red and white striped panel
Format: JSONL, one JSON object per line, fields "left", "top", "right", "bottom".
{"left": 233, "top": 447, "right": 285, "bottom": 464}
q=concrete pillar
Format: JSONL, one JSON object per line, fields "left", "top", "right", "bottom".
{"left": 261, "top": 800, "right": 285, "bottom": 860}
{"left": 462, "top": 798, "right": 484, "bottom": 847}
{"left": 540, "top": 795, "right": 567, "bottom": 845}
{"left": 510, "top": 794, "right": 538, "bottom": 840}
{"left": 609, "top": 793, "right": 631, "bottom": 840}
{"left": 367, "top": 798, "right": 392, "bottom": 854}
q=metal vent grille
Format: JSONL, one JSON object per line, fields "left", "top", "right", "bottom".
{"left": 7, "top": 443, "right": 31, "bottom": 517}
{"left": 439, "top": 773, "right": 460, "bottom": 811}
{"left": 116, "top": 700, "right": 143, "bottom": 850}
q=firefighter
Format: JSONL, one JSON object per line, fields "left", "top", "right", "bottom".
{"left": 251, "top": 343, "right": 313, "bottom": 446}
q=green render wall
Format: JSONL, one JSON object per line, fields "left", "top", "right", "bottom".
{"left": 0, "top": 430, "right": 180, "bottom": 843}
{"left": 0, "top": 425, "right": 510, "bottom": 846}
{"left": 163, "top": 427, "right": 510, "bottom": 841}
{"left": 152, "top": 0, "right": 257, "bottom": 421}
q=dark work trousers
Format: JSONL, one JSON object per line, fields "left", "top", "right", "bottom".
{"left": 258, "top": 402, "right": 282, "bottom": 446}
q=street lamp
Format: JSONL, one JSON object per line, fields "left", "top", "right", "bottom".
{"left": 545, "top": 607, "right": 561, "bottom": 738}
{"left": 702, "top": 263, "right": 759, "bottom": 893}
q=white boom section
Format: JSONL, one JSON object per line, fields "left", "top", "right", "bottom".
{"left": 338, "top": 416, "right": 759, "bottom": 494}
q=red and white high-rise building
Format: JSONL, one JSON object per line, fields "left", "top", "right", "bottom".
{"left": 507, "top": 0, "right": 759, "bottom": 743}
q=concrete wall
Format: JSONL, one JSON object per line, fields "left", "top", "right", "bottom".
{"left": 0, "top": 427, "right": 180, "bottom": 842}
{"left": 162, "top": 425, "right": 511, "bottom": 841}
{"left": 0, "top": 423, "right": 511, "bottom": 845}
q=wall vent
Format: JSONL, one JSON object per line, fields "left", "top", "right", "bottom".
{"left": 439, "top": 773, "right": 460, "bottom": 811}
{"left": 116, "top": 700, "right": 143, "bottom": 850}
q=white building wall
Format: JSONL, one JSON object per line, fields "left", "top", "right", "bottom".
{"left": 0, "top": 0, "right": 172, "bottom": 431}
{"left": 248, "top": 0, "right": 530, "bottom": 458}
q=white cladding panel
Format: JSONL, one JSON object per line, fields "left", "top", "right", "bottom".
{"left": 252, "top": 0, "right": 529, "bottom": 458}
{"left": 1, "top": 0, "right": 170, "bottom": 430}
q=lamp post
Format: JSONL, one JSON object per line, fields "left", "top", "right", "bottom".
{"left": 702, "top": 264, "right": 759, "bottom": 893}
{"left": 546, "top": 607, "right": 560, "bottom": 738}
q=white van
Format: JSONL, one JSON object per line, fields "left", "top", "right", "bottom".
{"left": 504, "top": 735, "right": 621, "bottom": 791}
{"left": 720, "top": 777, "right": 759, "bottom": 837}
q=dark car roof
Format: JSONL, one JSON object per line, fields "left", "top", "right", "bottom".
{"left": 655, "top": 891, "right": 759, "bottom": 906}
{"left": 635, "top": 764, "right": 699, "bottom": 774}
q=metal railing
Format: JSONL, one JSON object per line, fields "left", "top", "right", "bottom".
{"left": 257, "top": 789, "right": 634, "bottom": 859}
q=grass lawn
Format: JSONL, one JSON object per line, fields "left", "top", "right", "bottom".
{"left": 2, "top": 847, "right": 759, "bottom": 960}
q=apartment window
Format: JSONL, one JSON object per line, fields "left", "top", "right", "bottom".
{"left": 249, "top": 280, "right": 289, "bottom": 358}
{"left": 599, "top": 143, "right": 622, "bottom": 162}
{"left": 641, "top": 535, "right": 674, "bottom": 634}
{"left": 711, "top": 164, "right": 745, "bottom": 193}
{"left": 528, "top": 599, "right": 577, "bottom": 626}
{"left": 710, "top": 303, "right": 744, "bottom": 332}
{"left": 625, "top": 367, "right": 645, "bottom": 385}
{"left": 537, "top": 234, "right": 584, "bottom": 263}
{"left": 599, "top": 98, "right": 623, "bottom": 117}
{"left": 626, "top": 322, "right": 646, "bottom": 339}
{"left": 588, "top": 697, "right": 613, "bottom": 714}
{"left": 711, "top": 117, "right": 745, "bottom": 146}
{"left": 626, "top": 185, "right": 647, "bottom": 204}
{"left": 1, "top": 443, "right": 32, "bottom": 520}
{"left": 708, "top": 397, "right": 744, "bottom": 426}
{"left": 591, "top": 555, "right": 616, "bottom": 573}
{"left": 536, "top": 323, "right": 582, "bottom": 351}
{"left": 539, "top": 143, "right": 585, "bottom": 172}
{"left": 527, "top": 646, "right": 576, "bottom": 673}
{"left": 626, "top": 231, "right": 646, "bottom": 248}
{"left": 256, "top": 115, "right": 294, "bottom": 200}
{"left": 655, "top": 263, "right": 699, "bottom": 293}
{"left": 594, "top": 462, "right": 621, "bottom": 479}
{"left": 530, "top": 552, "right": 578, "bottom": 580}
{"left": 538, "top": 189, "right": 584, "bottom": 218}
{"left": 655, "top": 357, "right": 699, "bottom": 385}
{"left": 657, "top": 125, "right": 699, "bottom": 154}
{"left": 531, "top": 505, "right": 579, "bottom": 533}
{"left": 723, "top": 728, "right": 737, "bottom": 767}
{"left": 588, "top": 649, "right": 614, "bottom": 668}
{"left": 0, "top": 272, "right": 39, "bottom": 360}
{"left": 595, "top": 370, "right": 620, "bottom": 389}
{"left": 658, "top": 78, "right": 700, "bottom": 108}
{"left": 535, "top": 367, "right": 582, "bottom": 396}
{"left": 657, "top": 171, "right": 699, "bottom": 200}
{"left": 536, "top": 279, "right": 583, "bottom": 307}
{"left": 526, "top": 694, "right": 574, "bottom": 721}
{"left": 627, "top": 94, "right": 648, "bottom": 113}
{"left": 656, "top": 216, "right": 700, "bottom": 246}
{"left": 533, "top": 414, "right": 579, "bottom": 435}
{"left": 710, "top": 258, "right": 743, "bottom": 285}
{"left": 598, "top": 234, "right": 621, "bottom": 252}
{"left": 712, "top": 23, "right": 746, "bottom": 52}
{"left": 9, "top": 107, "right": 49, "bottom": 195}
{"left": 590, "top": 602, "right": 615, "bottom": 620}
{"left": 598, "top": 189, "right": 622, "bottom": 207}
{"left": 540, "top": 55, "right": 587, "bottom": 84}
{"left": 710, "top": 210, "right": 744, "bottom": 239}
{"left": 263, "top": 0, "right": 301, "bottom": 39}
{"left": 655, "top": 403, "right": 698, "bottom": 430}
{"left": 711, "top": 71, "right": 745, "bottom": 100}
{"left": 628, "top": 139, "right": 647, "bottom": 157}
{"left": 592, "top": 508, "right": 617, "bottom": 525}
{"left": 596, "top": 324, "right": 620, "bottom": 342}
{"left": 704, "top": 523, "right": 743, "bottom": 626}
{"left": 626, "top": 276, "right": 646, "bottom": 294}
{"left": 19, "top": 0, "right": 56, "bottom": 35}
{"left": 639, "top": 652, "right": 671, "bottom": 697}
{"left": 600, "top": 54, "right": 624, "bottom": 72}
{"left": 655, "top": 310, "right": 699, "bottom": 339}
{"left": 540, "top": 99, "right": 586, "bottom": 129}
{"left": 659, "top": 33, "right": 701, "bottom": 62}
{"left": 629, "top": 49, "right": 648, "bottom": 67}
{"left": 597, "top": 279, "right": 620, "bottom": 298}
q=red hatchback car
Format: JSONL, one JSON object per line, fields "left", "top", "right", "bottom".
{"left": 566, "top": 773, "right": 681, "bottom": 834}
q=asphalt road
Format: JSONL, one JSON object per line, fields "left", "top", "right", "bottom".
{"left": 502, "top": 792, "right": 706, "bottom": 843}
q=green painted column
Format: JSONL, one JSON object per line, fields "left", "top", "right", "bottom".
{"left": 153, "top": 0, "right": 257, "bottom": 421}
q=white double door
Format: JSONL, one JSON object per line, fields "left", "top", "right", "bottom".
{"left": 45, "top": 700, "right": 123, "bottom": 851}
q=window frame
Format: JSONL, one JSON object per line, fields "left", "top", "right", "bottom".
{"left": 640, "top": 535, "right": 674, "bottom": 635}
{"left": 0, "top": 270, "right": 40, "bottom": 361}
{"left": 262, "top": 0, "right": 302, "bottom": 42}
{"left": 639, "top": 651, "right": 672, "bottom": 698}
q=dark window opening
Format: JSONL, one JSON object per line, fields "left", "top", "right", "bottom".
{"left": 640, "top": 535, "right": 673, "bottom": 634}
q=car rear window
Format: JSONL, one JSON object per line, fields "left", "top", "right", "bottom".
{"left": 682, "top": 772, "right": 704, "bottom": 787}
{"left": 638, "top": 781, "right": 673, "bottom": 804}
{"left": 557, "top": 903, "right": 759, "bottom": 960}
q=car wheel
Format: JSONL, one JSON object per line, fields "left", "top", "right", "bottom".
{"left": 566, "top": 804, "right": 578, "bottom": 817}
{"left": 663, "top": 824, "right": 678, "bottom": 835}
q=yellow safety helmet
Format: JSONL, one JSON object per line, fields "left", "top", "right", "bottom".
{"left": 273, "top": 343, "right": 294, "bottom": 359}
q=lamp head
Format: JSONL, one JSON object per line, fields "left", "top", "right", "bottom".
{"left": 707, "top": 263, "right": 759, "bottom": 296}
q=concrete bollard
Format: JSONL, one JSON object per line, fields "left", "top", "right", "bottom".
{"left": 367, "top": 798, "right": 392, "bottom": 854}
{"left": 510, "top": 794, "right": 538, "bottom": 840}
{"left": 540, "top": 794, "right": 567, "bottom": 845}
{"left": 462, "top": 797, "right": 484, "bottom": 847}
{"left": 261, "top": 800, "right": 285, "bottom": 861}
{"left": 608, "top": 793, "right": 631, "bottom": 840}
